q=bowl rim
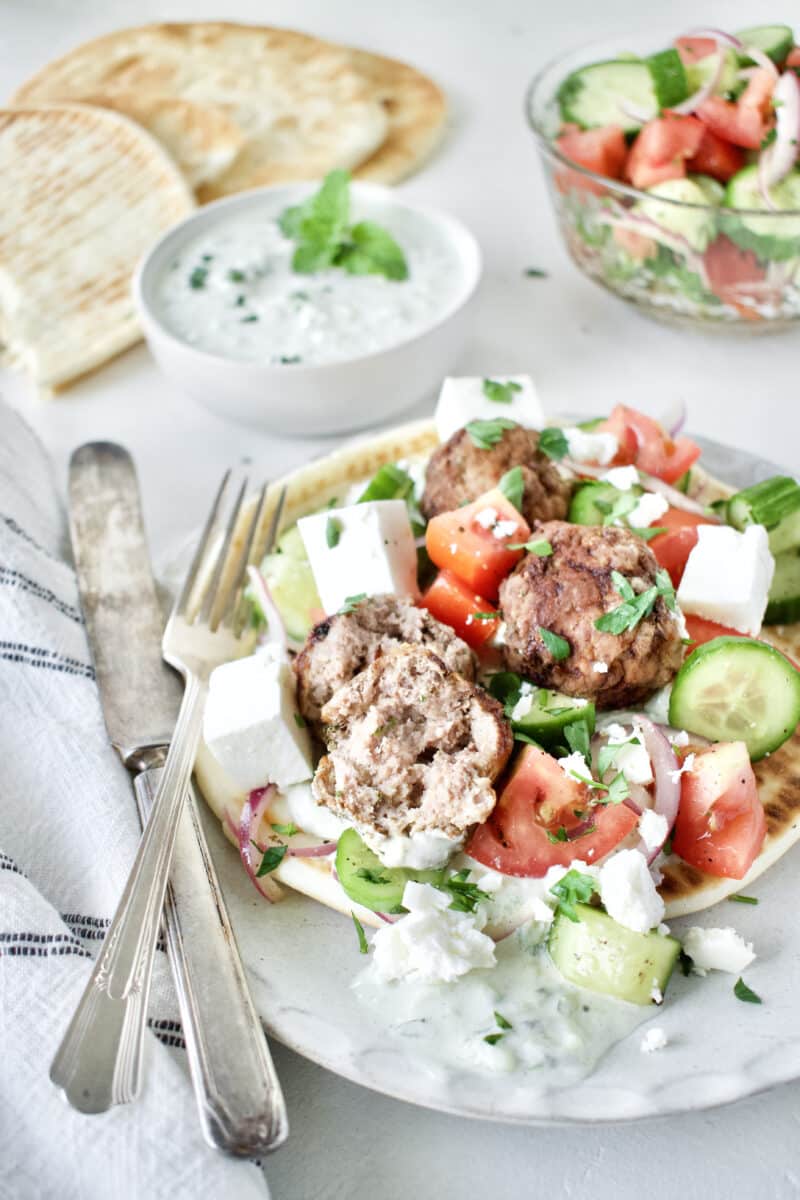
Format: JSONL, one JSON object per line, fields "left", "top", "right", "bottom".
{"left": 132, "top": 180, "right": 483, "bottom": 374}
{"left": 524, "top": 31, "right": 800, "bottom": 217}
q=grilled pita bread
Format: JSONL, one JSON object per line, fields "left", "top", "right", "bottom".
{"left": 192, "top": 419, "right": 800, "bottom": 924}
{"left": 349, "top": 49, "right": 447, "bottom": 184}
{"left": 0, "top": 104, "right": 194, "bottom": 390}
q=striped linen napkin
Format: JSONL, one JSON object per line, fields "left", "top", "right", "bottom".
{"left": 0, "top": 402, "right": 269, "bottom": 1200}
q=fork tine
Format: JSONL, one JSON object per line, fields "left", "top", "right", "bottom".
{"left": 263, "top": 485, "right": 287, "bottom": 559}
{"left": 222, "top": 483, "right": 270, "bottom": 632}
{"left": 199, "top": 476, "right": 248, "bottom": 628}
{"left": 174, "top": 470, "right": 231, "bottom": 617}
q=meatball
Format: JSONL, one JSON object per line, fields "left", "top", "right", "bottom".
{"left": 313, "top": 645, "right": 513, "bottom": 848}
{"left": 421, "top": 424, "right": 572, "bottom": 527}
{"left": 499, "top": 521, "right": 683, "bottom": 708}
{"left": 294, "top": 593, "right": 475, "bottom": 726}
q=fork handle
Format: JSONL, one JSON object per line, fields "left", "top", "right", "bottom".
{"left": 134, "top": 769, "right": 288, "bottom": 1155}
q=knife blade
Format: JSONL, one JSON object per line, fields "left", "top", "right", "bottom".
{"left": 60, "top": 442, "right": 288, "bottom": 1154}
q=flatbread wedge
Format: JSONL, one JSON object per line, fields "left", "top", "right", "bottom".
{"left": 192, "top": 418, "right": 800, "bottom": 927}
{"left": 0, "top": 104, "right": 194, "bottom": 390}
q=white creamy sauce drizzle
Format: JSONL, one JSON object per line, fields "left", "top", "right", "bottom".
{"left": 155, "top": 199, "right": 465, "bottom": 365}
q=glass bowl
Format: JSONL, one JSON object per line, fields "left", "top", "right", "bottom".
{"left": 526, "top": 32, "right": 800, "bottom": 333}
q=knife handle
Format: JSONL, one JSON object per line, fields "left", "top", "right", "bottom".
{"left": 134, "top": 769, "right": 289, "bottom": 1157}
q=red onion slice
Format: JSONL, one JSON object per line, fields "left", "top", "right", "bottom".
{"left": 247, "top": 565, "right": 288, "bottom": 658}
{"left": 596, "top": 211, "right": 711, "bottom": 286}
{"left": 660, "top": 399, "right": 687, "bottom": 438}
{"left": 636, "top": 718, "right": 681, "bottom": 863}
{"left": 671, "top": 48, "right": 726, "bottom": 115}
{"left": 681, "top": 27, "right": 742, "bottom": 51}
{"left": 636, "top": 470, "right": 722, "bottom": 519}
{"left": 288, "top": 842, "right": 337, "bottom": 857}
{"left": 620, "top": 100, "right": 655, "bottom": 125}
{"left": 234, "top": 785, "right": 282, "bottom": 900}
{"left": 760, "top": 70, "right": 800, "bottom": 190}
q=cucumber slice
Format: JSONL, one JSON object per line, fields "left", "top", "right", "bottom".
{"left": 690, "top": 173, "right": 726, "bottom": 206}
{"left": 645, "top": 48, "right": 689, "bottom": 108}
{"left": 557, "top": 60, "right": 658, "bottom": 132}
{"left": 335, "top": 828, "right": 444, "bottom": 913}
{"left": 765, "top": 550, "right": 800, "bottom": 624}
{"left": 722, "top": 166, "right": 800, "bottom": 262}
{"left": 514, "top": 688, "right": 596, "bottom": 747}
{"left": 725, "top": 475, "right": 800, "bottom": 555}
{"left": 548, "top": 905, "right": 680, "bottom": 1005}
{"left": 638, "top": 178, "right": 717, "bottom": 252}
{"left": 260, "top": 524, "right": 321, "bottom": 643}
{"left": 669, "top": 636, "right": 800, "bottom": 760}
{"left": 735, "top": 24, "right": 794, "bottom": 66}
{"left": 685, "top": 48, "right": 740, "bottom": 97}
{"left": 568, "top": 481, "right": 642, "bottom": 526}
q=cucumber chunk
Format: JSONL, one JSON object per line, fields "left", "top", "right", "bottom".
{"left": 685, "top": 48, "right": 740, "bottom": 97}
{"left": 638, "top": 178, "right": 717, "bottom": 252}
{"left": 735, "top": 24, "right": 794, "bottom": 66}
{"left": 669, "top": 636, "right": 800, "bottom": 760}
{"left": 645, "top": 48, "right": 689, "bottom": 108}
{"left": 260, "top": 524, "right": 321, "bottom": 643}
{"left": 557, "top": 60, "right": 658, "bottom": 132}
{"left": 765, "top": 550, "right": 800, "bottom": 624}
{"left": 335, "top": 828, "right": 444, "bottom": 913}
{"left": 725, "top": 475, "right": 800, "bottom": 555}
{"left": 690, "top": 173, "right": 726, "bottom": 206}
{"left": 723, "top": 166, "right": 800, "bottom": 262}
{"left": 548, "top": 904, "right": 680, "bottom": 1005}
{"left": 568, "top": 480, "right": 642, "bottom": 526}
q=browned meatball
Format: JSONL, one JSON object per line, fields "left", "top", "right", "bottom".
{"left": 499, "top": 521, "right": 683, "bottom": 709}
{"left": 421, "top": 424, "right": 572, "bottom": 527}
{"left": 294, "top": 593, "right": 476, "bottom": 726}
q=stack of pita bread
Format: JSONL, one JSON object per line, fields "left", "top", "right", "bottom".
{"left": 1, "top": 22, "right": 447, "bottom": 391}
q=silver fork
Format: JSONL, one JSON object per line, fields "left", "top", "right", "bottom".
{"left": 50, "top": 474, "right": 289, "bottom": 1151}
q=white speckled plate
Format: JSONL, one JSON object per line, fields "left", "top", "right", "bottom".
{"left": 178, "top": 433, "right": 800, "bottom": 1124}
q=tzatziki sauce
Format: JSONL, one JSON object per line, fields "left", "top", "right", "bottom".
{"left": 154, "top": 195, "right": 467, "bottom": 366}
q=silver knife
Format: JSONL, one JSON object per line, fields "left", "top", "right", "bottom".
{"left": 52, "top": 441, "right": 287, "bottom": 1155}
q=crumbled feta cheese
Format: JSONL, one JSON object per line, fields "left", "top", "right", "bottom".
{"left": 493, "top": 518, "right": 519, "bottom": 539}
{"left": 682, "top": 926, "right": 756, "bottom": 974}
{"left": 363, "top": 829, "right": 464, "bottom": 871}
{"left": 592, "top": 660, "right": 609, "bottom": 674}
{"left": 668, "top": 752, "right": 695, "bottom": 785}
{"left": 644, "top": 685, "right": 672, "bottom": 726}
{"left": 564, "top": 427, "right": 618, "bottom": 465}
{"left": 558, "top": 751, "right": 589, "bottom": 781}
{"left": 599, "top": 849, "right": 665, "bottom": 933}
{"left": 640, "top": 1027, "right": 668, "bottom": 1053}
{"left": 204, "top": 652, "right": 313, "bottom": 791}
{"left": 605, "top": 722, "right": 653, "bottom": 784}
{"left": 601, "top": 465, "right": 640, "bottom": 491}
{"left": 638, "top": 809, "right": 669, "bottom": 853}
{"left": 474, "top": 506, "right": 499, "bottom": 530}
{"left": 677, "top": 524, "right": 775, "bottom": 636}
{"left": 509, "top": 681, "right": 535, "bottom": 722}
{"left": 669, "top": 729, "right": 690, "bottom": 748}
{"left": 650, "top": 983, "right": 664, "bottom": 1005}
{"left": 626, "top": 491, "right": 669, "bottom": 529}
{"left": 657, "top": 922, "right": 671, "bottom": 936}
{"left": 371, "top": 881, "right": 497, "bottom": 983}
{"left": 449, "top": 542, "right": 458, "bottom": 554}
{"left": 672, "top": 604, "right": 689, "bottom": 639}
{"left": 298, "top": 499, "right": 419, "bottom": 615}
{"left": 435, "top": 375, "right": 545, "bottom": 442}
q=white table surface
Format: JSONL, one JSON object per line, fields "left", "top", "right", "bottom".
{"left": 4, "top": 1, "right": 800, "bottom": 1197}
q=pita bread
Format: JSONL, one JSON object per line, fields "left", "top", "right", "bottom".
{"left": 0, "top": 104, "right": 194, "bottom": 390}
{"left": 193, "top": 419, "right": 800, "bottom": 925}
{"left": 11, "top": 23, "right": 389, "bottom": 200}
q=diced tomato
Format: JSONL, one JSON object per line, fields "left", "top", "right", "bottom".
{"left": 704, "top": 235, "right": 769, "bottom": 318}
{"left": 787, "top": 48, "right": 800, "bottom": 70}
{"left": 683, "top": 616, "right": 800, "bottom": 672}
{"left": 612, "top": 225, "right": 657, "bottom": 262}
{"left": 556, "top": 122, "right": 628, "bottom": 180}
{"left": 672, "top": 742, "right": 765, "bottom": 879}
{"left": 687, "top": 127, "right": 745, "bottom": 182}
{"left": 465, "top": 745, "right": 639, "bottom": 877}
{"left": 426, "top": 487, "right": 530, "bottom": 601}
{"left": 597, "top": 404, "right": 701, "bottom": 484}
{"left": 420, "top": 571, "right": 500, "bottom": 649}
{"left": 696, "top": 70, "right": 774, "bottom": 151}
{"left": 648, "top": 508, "right": 718, "bottom": 587}
{"left": 675, "top": 36, "right": 718, "bottom": 65}
{"left": 625, "top": 113, "right": 705, "bottom": 190}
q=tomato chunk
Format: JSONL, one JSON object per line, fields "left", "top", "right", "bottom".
{"left": 704, "top": 235, "right": 769, "bottom": 316}
{"left": 787, "top": 48, "right": 800, "bottom": 70}
{"left": 556, "top": 122, "right": 628, "bottom": 180}
{"left": 426, "top": 487, "right": 530, "bottom": 600}
{"left": 688, "top": 127, "right": 745, "bottom": 182}
{"left": 675, "top": 36, "right": 718, "bottom": 65}
{"left": 672, "top": 742, "right": 765, "bottom": 879}
{"left": 648, "top": 507, "right": 718, "bottom": 587}
{"left": 598, "top": 404, "right": 701, "bottom": 484}
{"left": 696, "top": 71, "right": 774, "bottom": 152}
{"left": 466, "top": 745, "right": 639, "bottom": 878}
{"left": 625, "top": 113, "right": 705, "bottom": 190}
{"left": 683, "top": 615, "right": 800, "bottom": 672}
{"left": 420, "top": 571, "right": 499, "bottom": 649}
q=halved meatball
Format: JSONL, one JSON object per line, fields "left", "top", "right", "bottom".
{"left": 294, "top": 593, "right": 475, "bottom": 726}
{"left": 421, "top": 424, "right": 572, "bottom": 527}
{"left": 313, "top": 645, "right": 513, "bottom": 843}
{"left": 499, "top": 521, "right": 684, "bottom": 709}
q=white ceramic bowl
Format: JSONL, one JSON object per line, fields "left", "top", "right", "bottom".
{"left": 133, "top": 182, "right": 482, "bottom": 436}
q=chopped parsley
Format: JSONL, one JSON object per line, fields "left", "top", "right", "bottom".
{"left": 634, "top": 525, "right": 668, "bottom": 542}
{"left": 507, "top": 538, "right": 552, "bottom": 555}
{"left": 235, "top": 294, "right": 247, "bottom": 307}
{"left": 351, "top": 912, "right": 369, "bottom": 955}
{"left": 537, "top": 427, "right": 569, "bottom": 461}
{"left": 338, "top": 593, "right": 367, "bottom": 614}
{"left": 465, "top": 417, "right": 517, "bottom": 449}
{"left": 189, "top": 265, "right": 208, "bottom": 289}
{"left": 546, "top": 826, "right": 569, "bottom": 844}
{"left": 271, "top": 822, "right": 299, "bottom": 837}
{"left": 523, "top": 267, "right": 548, "bottom": 278}
{"left": 549, "top": 868, "right": 599, "bottom": 923}
{"left": 437, "top": 869, "right": 491, "bottom": 914}
{"left": 326, "top": 515, "right": 342, "bottom": 548}
{"left": 255, "top": 844, "right": 287, "bottom": 877}
{"left": 483, "top": 1032, "right": 505, "bottom": 1046}
{"left": 539, "top": 626, "right": 570, "bottom": 660}
{"left": 595, "top": 569, "right": 676, "bottom": 635}
{"left": 240, "top": 314, "right": 259, "bottom": 323}
{"left": 734, "top": 977, "right": 762, "bottom": 1004}
{"left": 276, "top": 354, "right": 303, "bottom": 364}
{"left": 564, "top": 718, "right": 591, "bottom": 766}
{"left": 293, "top": 713, "right": 306, "bottom": 729}
{"left": 729, "top": 894, "right": 759, "bottom": 905}
{"left": 498, "top": 465, "right": 525, "bottom": 512}
{"left": 482, "top": 378, "right": 522, "bottom": 405}
{"left": 372, "top": 716, "right": 398, "bottom": 740}
{"left": 595, "top": 492, "right": 639, "bottom": 528}
{"left": 472, "top": 611, "right": 498, "bottom": 621}
{"left": 761, "top": 127, "right": 777, "bottom": 149}
{"left": 604, "top": 771, "right": 630, "bottom": 805}
{"left": 356, "top": 866, "right": 391, "bottom": 885}
{"left": 228, "top": 268, "right": 246, "bottom": 282}
{"left": 494, "top": 1011, "right": 513, "bottom": 1030}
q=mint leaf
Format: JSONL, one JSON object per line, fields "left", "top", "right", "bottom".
{"left": 256, "top": 844, "right": 287, "bottom": 877}
{"left": 538, "top": 427, "right": 569, "bottom": 460}
{"left": 466, "top": 417, "right": 517, "bottom": 449}
{"left": 498, "top": 465, "right": 525, "bottom": 512}
{"left": 482, "top": 378, "right": 522, "bottom": 405}
{"left": 337, "top": 220, "right": 409, "bottom": 280}
{"left": 539, "top": 627, "right": 570, "bottom": 660}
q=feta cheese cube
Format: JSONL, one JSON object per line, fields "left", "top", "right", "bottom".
{"left": 298, "top": 499, "right": 418, "bottom": 616}
{"left": 203, "top": 652, "right": 313, "bottom": 792}
{"left": 435, "top": 375, "right": 544, "bottom": 442}
{"left": 677, "top": 524, "right": 775, "bottom": 636}
{"left": 371, "top": 881, "right": 497, "bottom": 983}
{"left": 626, "top": 491, "right": 669, "bottom": 529}
{"left": 599, "top": 848, "right": 665, "bottom": 933}
{"left": 363, "top": 829, "right": 464, "bottom": 870}
{"left": 682, "top": 926, "right": 756, "bottom": 974}
{"left": 601, "top": 465, "right": 640, "bottom": 491}
{"left": 564, "top": 427, "right": 618, "bottom": 465}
